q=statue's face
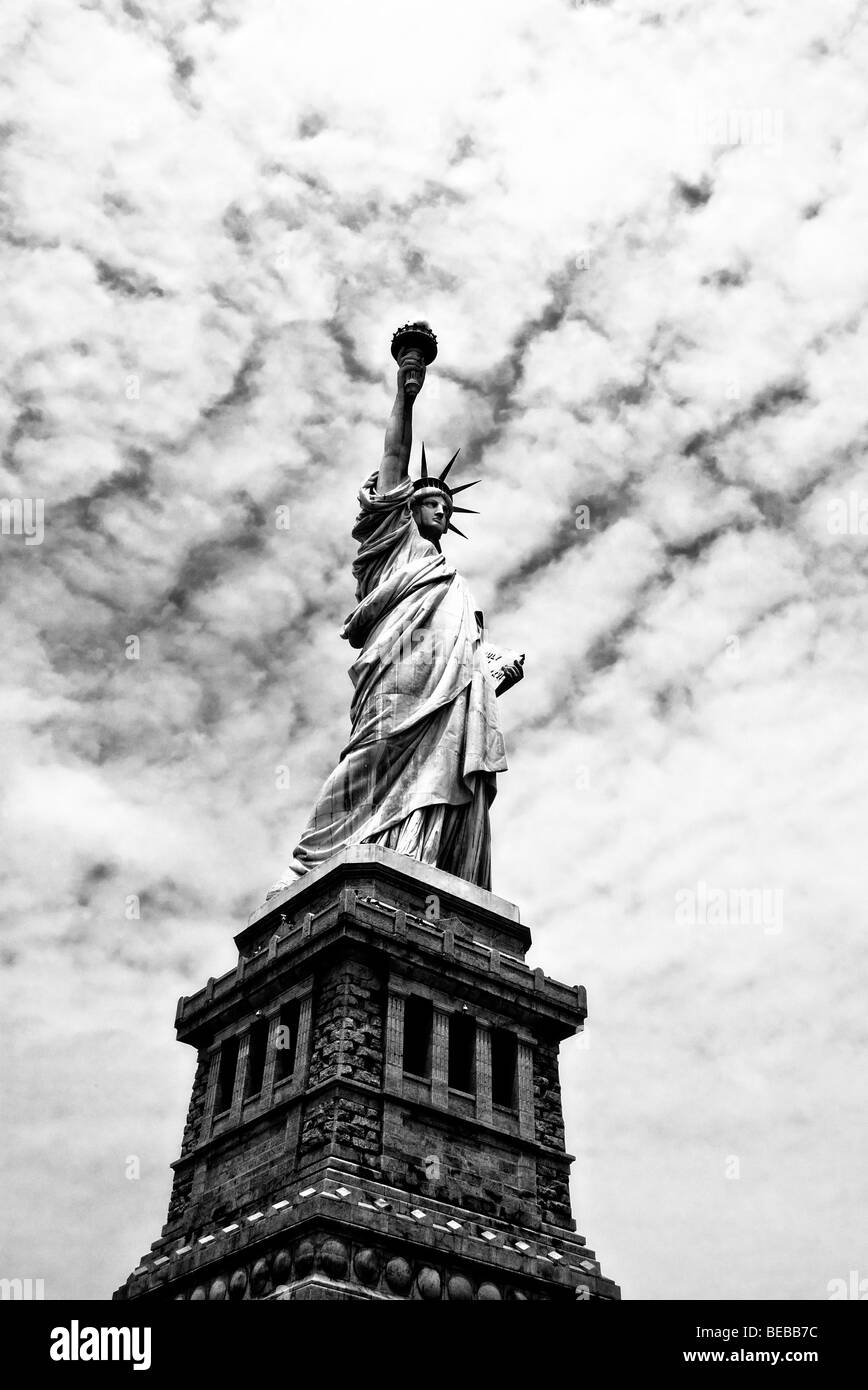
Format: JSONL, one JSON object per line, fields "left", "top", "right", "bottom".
{"left": 413, "top": 493, "right": 450, "bottom": 542}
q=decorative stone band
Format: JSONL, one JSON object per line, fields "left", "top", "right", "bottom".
{"left": 117, "top": 1169, "right": 618, "bottom": 1302}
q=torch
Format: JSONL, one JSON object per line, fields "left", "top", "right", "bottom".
{"left": 391, "top": 320, "right": 438, "bottom": 399}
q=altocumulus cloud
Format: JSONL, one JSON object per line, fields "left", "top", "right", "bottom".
{"left": 1, "top": 0, "right": 866, "bottom": 1298}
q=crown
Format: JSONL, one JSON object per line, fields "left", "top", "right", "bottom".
{"left": 411, "top": 444, "right": 480, "bottom": 538}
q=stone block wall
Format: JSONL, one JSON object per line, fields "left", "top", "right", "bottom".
{"left": 299, "top": 957, "right": 385, "bottom": 1164}
{"left": 165, "top": 1052, "right": 211, "bottom": 1225}
{"left": 300, "top": 1096, "right": 381, "bottom": 1160}
{"left": 179, "top": 1052, "right": 211, "bottom": 1158}
{"left": 380, "top": 1110, "right": 535, "bottom": 1225}
{"left": 165, "top": 1117, "right": 295, "bottom": 1237}
{"left": 165, "top": 1166, "right": 193, "bottom": 1228}
{"left": 533, "top": 1041, "right": 566, "bottom": 1150}
{"left": 307, "top": 959, "right": 384, "bottom": 1091}
{"left": 536, "top": 1155, "right": 573, "bottom": 1227}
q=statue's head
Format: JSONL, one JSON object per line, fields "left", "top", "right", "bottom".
{"left": 412, "top": 484, "right": 451, "bottom": 544}
{"left": 411, "top": 445, "right": 480, "bottom": 545}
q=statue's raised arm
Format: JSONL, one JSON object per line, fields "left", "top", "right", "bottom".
{"left": 377, "top": 322, "right": 438, "bottom": 494}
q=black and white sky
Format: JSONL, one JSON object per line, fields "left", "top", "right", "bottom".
{"left": 1, "top": 0, "right": 867, "bottom": 1300}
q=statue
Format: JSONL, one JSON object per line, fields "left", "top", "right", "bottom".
{"left": 267, "top": 323, "right": 525, "bottom": 898}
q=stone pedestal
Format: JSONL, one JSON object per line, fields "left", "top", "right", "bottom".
{"left": 113, "top": 846, "right": 619, "bottom": 1302}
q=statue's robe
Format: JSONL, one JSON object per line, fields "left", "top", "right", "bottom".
{"left": 284, "top": 471, "right": 508, "bottom": 889}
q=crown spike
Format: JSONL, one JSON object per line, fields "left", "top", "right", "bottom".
{"left": 448, "top": 479, "right": 480, "bottom": 496}
{"left": 451, "top": 506, "right": 479, "bottom": 514}
{"left": 447, "top": 521, "right": 468, "bottom": 539}
{"left": 420, "top": 442, "right": 428, "bottom": 480}
{"left": 440, "top": 447, "right": 460, "bottom": 481}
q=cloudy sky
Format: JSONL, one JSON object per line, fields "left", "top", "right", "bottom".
{"left": 2, "top": 0, "right": 867, "bottom": 1301}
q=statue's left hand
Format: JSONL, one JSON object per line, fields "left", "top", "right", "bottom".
{"left": 502, "top": 657, "right": 525, "bottom": 687}
{"left": 494, "top": 651, "right": 525, "bottom": 695}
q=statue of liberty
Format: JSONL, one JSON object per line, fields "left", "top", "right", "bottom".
{"left": 268, "top": 323, "right": 524, "bottom": 899}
